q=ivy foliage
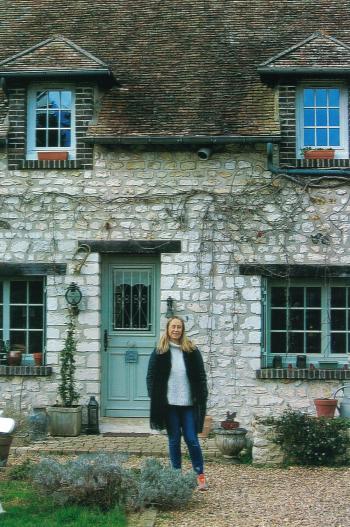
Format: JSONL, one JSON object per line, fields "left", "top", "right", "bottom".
{"left": 270, "top": 408, "right": 350, "bottom": 466}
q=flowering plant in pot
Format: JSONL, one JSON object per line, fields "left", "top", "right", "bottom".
{"left": 221, "top": 411, "right": 240, "bottom": 430}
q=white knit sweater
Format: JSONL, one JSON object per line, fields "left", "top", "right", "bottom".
{"left": 167, "top": 342, "right": 193, "bottom": 406}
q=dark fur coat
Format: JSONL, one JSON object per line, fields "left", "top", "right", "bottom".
{"left": 146, "top": 346, "right": 208, "bottom": 432}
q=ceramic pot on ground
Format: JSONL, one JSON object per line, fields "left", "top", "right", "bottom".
{"left": 198, "top": 415, "right": 213, "bottom": 438}
{"left": 314, "top": 398, "right": 338, "bottom": 418}
{"left": 214, "top": 428, "right": 248, "bottom": 462}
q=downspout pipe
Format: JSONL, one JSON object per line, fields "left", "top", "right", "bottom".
{"left": 267, "top": 143, "right": 350, "bottom": 177}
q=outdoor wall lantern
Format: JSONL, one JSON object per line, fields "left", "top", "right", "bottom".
{"left": 166, "top": 296, "right": 174, "bottom": 318}
{"left": 65, "top": 282, "right": 82, "bottom": 315}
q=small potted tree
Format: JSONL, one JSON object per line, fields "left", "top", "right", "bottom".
{"left": 47, "top": 309, "right": 82, "bottom": 436}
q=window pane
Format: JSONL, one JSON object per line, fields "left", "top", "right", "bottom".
{"left": 316, "top": 109, "right": 327, "bottom": 126}
{"left": 306, "top": 287, "right": 321, "bottom": 307}
{"left": 10, "top": 306, "right": 26, "bottom": 329}
{"left": 304, "top": 128, "right": 315, "bottom": 146}
{"left": 304, "top": 109, "right": 314, "bottom": 126}
{"left": 290, "top": 287, "right": 304, "bottom": 307}
{"left": 316, "top": 128, "right": 327, "bottom": 146}
{"left": 36, "top": 111, "right": 47, "bottom": 128}
{"left": 61, "top": 91, "right": 72, "bottom": 109}
{"left": 329, "top": 89, "right": 340, "bottom": 106}
{"left": 48, "top": 111, "right": 59, "bottom": 128}
{"left": 60, "top": 110, "right": 71, "bottom": 128}
{"left": 36, "top": 91, "right": 48, "bottom": 109}
{"left": 29, "top": 281, "right": 43, "bottom": 304}
{"left": 331, "top": 333, "right": 346, "bottom": 354}
{"left": 271, "top": 332, "right": 286, "bottom": 353}
{"left": 290, "top": 309, "right": 304, "bottom": 330}
{"left": 10, "top": 331, "right": 26, "bottom": 349}
{"left": 10, "top": 281, "right": 27, "bottom": 303}
{"left": 288, "top": 332, "right": 303, "bottom": 353}
{"left": 331, "top": 288, "right": 346, "bottom": 307}
{"left": 36, "top": 129, "right": 46, "bottom": 147}
{"left": 48, "top": 91, "right": 60, "bottom": 108}
{"left": 48, "top": 129, "right": 59, "bottom": 147}
{"left": 329, "top": 128, "right": 340, "bottom": 146}
{"left": 271, "top": 309, "right": 286, "bottom": 330}
{"left": 306, "top": 333, "right": 321, "bottom": 353}
{"left": 329, "top": 109, "right": 340, "bottom": 126}
{"left": 304, "top": 89, "right": 314, "bottom": 106}
{"left": 271, "top": 287, "right": 286, "bottom": 307}
{"left": 28, "top": 332, "right": 43, "bottom": 354}
{"left": 331, "top": 310, "right": 346, "bottom": 330}
{"left": 307, "top": 310, "right": 321, "bottom": 330}
{"left": 28, "top": 306, "right": 43, "bottom": 329}
{"left": 60, "top": 130, "right": 71, "bottom": 147}
{"left": 315, "top": 89, "right": 327, "bottom": 106}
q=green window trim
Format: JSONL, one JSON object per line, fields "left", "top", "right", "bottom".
{"left": 264, "top": 278, "right": 350, "bottom": 368}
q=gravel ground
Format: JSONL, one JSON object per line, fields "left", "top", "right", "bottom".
{"left": 155, "top": 462, "right": 350, "bottom": 527}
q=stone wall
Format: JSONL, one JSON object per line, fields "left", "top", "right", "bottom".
{"left": 0, "top": 144, "right": 349, "bottom": 432}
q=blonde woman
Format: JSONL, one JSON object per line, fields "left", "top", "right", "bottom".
{"left": 146, "top": 316, "right": 208, "bottom": 490}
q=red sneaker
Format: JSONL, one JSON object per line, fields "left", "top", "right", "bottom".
{"left": 197, "top": 473, "right": 208, "bottom": 491}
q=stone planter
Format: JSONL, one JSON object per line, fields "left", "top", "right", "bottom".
{"left": 214, "top": 428, "right": 248, "bottom": 462}
{"left": 47, "top": 406, "right": 82, "bottom": 436}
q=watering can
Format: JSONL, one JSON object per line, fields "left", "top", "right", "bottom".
{"left": 332, "top": 384, "right": 350, "bottom": 418}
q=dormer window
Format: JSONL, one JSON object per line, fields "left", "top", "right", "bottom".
{"left": 27, "top": 86, "right": 75, "bottom": 160}
{"left": 296, "top": 85, "right": 348, "bottom": 159}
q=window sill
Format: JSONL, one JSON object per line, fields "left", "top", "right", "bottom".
{"left": 292, "top": 158, "right": 350, "bottom": 169}
{"left": 21, "top": 160, "right": 82, "bottom": 170}
{"left": 0, "top": 365, "right": 52, "bottom": 377}
{"left": 256, "top": 368, "right": 350, "bottom": 380}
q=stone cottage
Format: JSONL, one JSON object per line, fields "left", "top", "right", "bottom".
{"left": 1, "top": 1, "right": 350, "bottom": 443}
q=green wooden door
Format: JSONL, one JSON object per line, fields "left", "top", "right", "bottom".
{"left": 101, "top": 255, "right": 160, "bottom": 417}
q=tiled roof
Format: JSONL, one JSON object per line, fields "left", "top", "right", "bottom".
{"left": 1, "top": 1, "right": 350, "bottom": 138}
{"left": 259, "top": 32, "right": 350, "bottom": 72}
{"left": 0, "top": 36, "right": 113, "bottom": 77}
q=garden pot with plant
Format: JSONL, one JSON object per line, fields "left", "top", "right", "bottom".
{"left": 302, "top": 148, "right": 335, "bottom": 160}
{"left": 47, "top": 311, "right": 81, "bottom": 436}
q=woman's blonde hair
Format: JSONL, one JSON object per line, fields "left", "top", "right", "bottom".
{"left": 157, "top": 316, "right": 196, "bottom": 354}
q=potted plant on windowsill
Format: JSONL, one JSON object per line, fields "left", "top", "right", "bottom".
{"left": 302, "top": 147, "right": 335, "bottom": 160}
{"left": 47, "top": 309, "right": 81, "bottom": 436}
{"left": 38, "top": 151, "right": 68, "bottom": 161}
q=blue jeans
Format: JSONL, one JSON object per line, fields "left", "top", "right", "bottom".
{"left": 166, "top": 405, "right": 204, "bottom": 475}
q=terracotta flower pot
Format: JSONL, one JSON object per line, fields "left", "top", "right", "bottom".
{"left": 38, "top": 151, "right": 68, "bottom": 161}
{"left": 33, "top": 352, "right": 43, "bottom": 366}
{"left": 304, "top": 149, "right": 335, "bottom": 160}
{"left": 314, "top": 398, "right": 338, "bottom": 418}
{"left": 198, "top": 415, "right": 213, "bottom": 438}
{"left": 7, "top": 350, "right": 22, "bottom": 366}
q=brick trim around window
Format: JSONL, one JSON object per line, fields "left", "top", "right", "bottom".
{"left": 7, "top": 83, "right": 94, "bottom": 170}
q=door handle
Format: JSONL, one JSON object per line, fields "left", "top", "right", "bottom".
{"left": 104, "top": 330, "right": 108, "bottom": 352}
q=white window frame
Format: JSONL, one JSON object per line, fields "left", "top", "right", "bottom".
{"left": 26, "top": 85, "right": 76, "bottom": 160}
{"left": 296, "top": 83, "right": 348, "bottom": 159}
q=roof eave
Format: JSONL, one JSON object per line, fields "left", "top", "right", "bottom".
{"left": 0, "top": 69, "right": 119, "bottom": 86}
{"left": 82, "top": 135, "right": 282, "bottom": 145}
{"left": 258, "top": 67, "right": 350, "bottom": 76}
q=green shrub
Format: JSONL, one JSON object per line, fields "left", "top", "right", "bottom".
{"left": 270, "top": 408, "right": 350, "bottom": 466}
{"left": 30, "top": 453, "right": 137, "bottom": 511}
{"left": 30, "top": 454, "right": 197, "bottom": 512}
{"left": 136, "top": 458, "right": 197, "bottom": 510}
{"left": 7, "top": 459, "right": 34, "bottom": 480}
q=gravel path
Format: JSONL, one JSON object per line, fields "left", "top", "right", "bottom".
{"left": 155, "top": 462, "right": 350, "bottom": 527}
